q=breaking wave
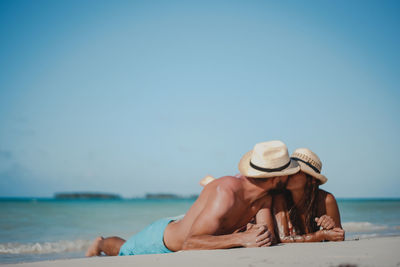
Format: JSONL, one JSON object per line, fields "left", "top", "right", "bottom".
{"left": 342, "top": 222, "right": 388, "bottom": 232}
{"left": 0, "top": 240, "right": 91, "bottom": 254}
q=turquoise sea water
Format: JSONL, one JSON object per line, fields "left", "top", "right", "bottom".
{"left": 1, "top": 198, "right": 399, "bottom": 264}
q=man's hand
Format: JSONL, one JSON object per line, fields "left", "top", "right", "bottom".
{"left": 315, "top": 215, "right": 335, "bottom": 230}
{"left": 322, "top": 227, "right": 345, "bottom": 241}
{"left": 241, "top": 224, "right": 272, "bottom": 247}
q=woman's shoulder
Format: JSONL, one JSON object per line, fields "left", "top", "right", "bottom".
{"left": 317, "top": 189, "right": 338, "bottom": 206}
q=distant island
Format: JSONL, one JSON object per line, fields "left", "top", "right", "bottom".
{"left": 145, "top": 193, "right": 199, "bottom": 199}
{"left": 53, "top": 192, "right": 198, "bottom": 200}
{"left": 54, "top": 192, "right": 122, "bottom": 200}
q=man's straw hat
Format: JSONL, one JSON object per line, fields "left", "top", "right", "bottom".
{"left": 291, "top": 148, "right": 327, "bottom": 184}
{"left": 239, "top": 140, "right": 300, "bottom": 178}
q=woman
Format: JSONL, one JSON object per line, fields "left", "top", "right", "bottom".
{"left": 273, "top": 148, "right": 345, "bottom": 242}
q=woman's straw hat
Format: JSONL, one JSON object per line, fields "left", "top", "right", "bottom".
{"left": 239, "top": 140, "right": 300, "bottom": 178}
{"left": 291, "top": 148, "right": 328, "bottom": 184}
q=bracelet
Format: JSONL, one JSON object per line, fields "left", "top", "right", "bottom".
{"left": 322, "top": 230, "right": 327, "bottom": 242}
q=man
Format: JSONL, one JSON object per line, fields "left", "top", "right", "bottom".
{"left": 86, "top": 140, "right": 299, "bottom": 256}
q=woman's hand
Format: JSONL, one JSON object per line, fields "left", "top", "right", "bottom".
{"left": 322, "top": 228, "right": 345, "bottom": 241}
{"left": 315, "top": 215, "right": 335, "bottom": 230}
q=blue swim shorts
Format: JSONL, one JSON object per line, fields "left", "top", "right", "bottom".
{"left": 118, "top": 215, "right": 184, "bottom": 256}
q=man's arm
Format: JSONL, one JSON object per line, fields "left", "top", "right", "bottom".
{"left": 254, "top": 195, "right": 277, "bottom": 244}
{"left": 182, "top": 186, "right": 271, "bottom": 250}
{"left": 182, "top": 227, "right": 270, "bottom": 250}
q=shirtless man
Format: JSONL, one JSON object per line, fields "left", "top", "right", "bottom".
{"left": 86, "top": 140, "right": 300, "bottom": 256}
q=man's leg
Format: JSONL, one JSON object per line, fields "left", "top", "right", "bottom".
{"left": 86, "top": 236, "right": 126, "bottom": 256}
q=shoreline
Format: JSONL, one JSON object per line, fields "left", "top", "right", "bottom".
{"left": 2, "top": 236, "right": 399, "bottom": 267}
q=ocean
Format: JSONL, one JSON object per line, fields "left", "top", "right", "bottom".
{"left": 1, "top": 198, "right": 399, "bottom": 264}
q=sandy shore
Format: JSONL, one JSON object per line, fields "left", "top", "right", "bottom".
{"left": 3, "top": 236, "right": 400, "bottom": 267}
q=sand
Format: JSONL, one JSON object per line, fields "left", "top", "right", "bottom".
{"left": 3, "top": 236, "right": 400, "bottom": 267}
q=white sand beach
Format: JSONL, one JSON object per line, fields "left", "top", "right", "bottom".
{"left": 3, "top": 236, "right": 399, "bottom": 267}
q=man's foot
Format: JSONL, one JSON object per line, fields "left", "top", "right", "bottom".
{"left": 85, "top": 236, "right": 103, "bottom": 257}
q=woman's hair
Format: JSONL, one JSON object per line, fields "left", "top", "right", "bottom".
{"left": 284, "top": 174, "right": 321, "bottom": 234}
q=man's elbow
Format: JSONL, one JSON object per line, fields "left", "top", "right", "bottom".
{"left": 181, "top": 237, "right": 195, "bottom": 250}
{"left": 181, "top": 240, "right": 190, "bottom": 250}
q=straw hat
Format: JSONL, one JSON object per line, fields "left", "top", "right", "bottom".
{"left": 199, "top": 175, "right": 215, "bottom": 187}
{"left": 238, "top": 140, "right": 300, "bottom": 178}
{"left": 291, "top": 148, "right": 327, "bottom": 184}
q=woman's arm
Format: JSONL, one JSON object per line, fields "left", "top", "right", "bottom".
{"left": 280, "top": 231, "right": 324, "bottom": 242}
{"left": 280, "top": 228, "right": 344, "bottom": 243}
{"left": 323, "top": 192, "right": 342, "bottom": 229}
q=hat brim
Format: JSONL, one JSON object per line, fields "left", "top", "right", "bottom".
{"left": 238, "top": 150, "right": 300, "bottom": 178}
{"left": 296, "top": 161, "right": 328, "bottom": 184}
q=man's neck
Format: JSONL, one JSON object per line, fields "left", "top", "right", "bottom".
{"left": 240, "top": 175, "right": 271, "bottom": 203}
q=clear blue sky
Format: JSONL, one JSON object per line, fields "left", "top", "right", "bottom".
{"left": 0, "top": 0, "right": 399, "bottom": 198}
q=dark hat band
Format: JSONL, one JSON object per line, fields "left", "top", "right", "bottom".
{"left": 291, "top": 157, "right": 321, "bottom": 174}
{"left": 249, "top": 160, "right": 291, "bottom": 173}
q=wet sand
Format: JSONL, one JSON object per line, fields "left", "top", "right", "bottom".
{"left": 3, "top": 236, "right": 400, "bottom": 267}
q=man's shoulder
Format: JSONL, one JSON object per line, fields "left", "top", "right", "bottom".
{"left": 202, "top": 176, "right": 242, "bottom": 212}
{"left": 214, "top": 176, "right": 243, "bottom": 191}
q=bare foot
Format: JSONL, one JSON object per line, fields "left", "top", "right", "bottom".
{"left": 85, "top": 236, "right": 103, "bottom": 257}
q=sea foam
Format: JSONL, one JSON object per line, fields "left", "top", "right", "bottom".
{"left": 0, "top": 240, "right": 91, "bottom": 254}
{"left": 342, "top": 222, "right": 388, "bottom": 232}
